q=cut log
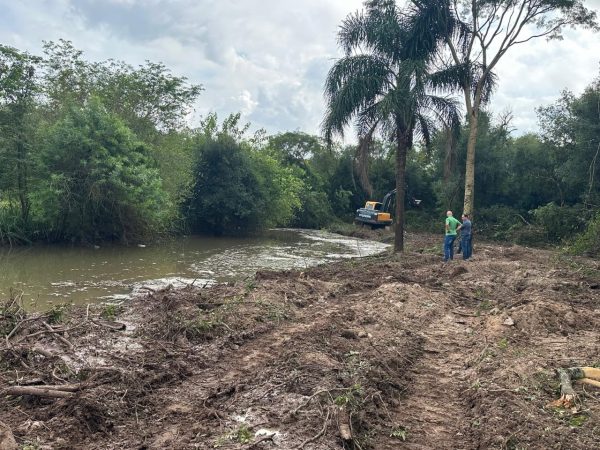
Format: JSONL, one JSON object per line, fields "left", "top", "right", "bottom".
{"left": 337, "top": 406, "right": 352, "bottom": 442}
{"left": 581, "top": 367, "right": 600, "bottom": 380}
{"left": 5, "top": 386, "right": 75, "bottom": 399}
{"left": 30, "top": 384, "right": 80, "bottom": 392}
{"left": 32, "top": 345, "right": 56, "bottom": 358}
{"left": 552, "top": 366, "right": 600, "bottom": 408}
{"left": 580, "top": 378, "right": 600, "bottom": 389}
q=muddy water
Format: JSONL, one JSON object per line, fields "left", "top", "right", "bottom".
{"left": 0, "top": 229, "right": 388, "bottom": 311}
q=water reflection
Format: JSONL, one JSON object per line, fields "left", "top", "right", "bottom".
{"left": 0, "top": 229, "right": 388, "bottom": 310}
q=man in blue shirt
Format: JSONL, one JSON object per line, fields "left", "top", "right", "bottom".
{"left": 460, "top": 213, "right": 472, "bottom": 260}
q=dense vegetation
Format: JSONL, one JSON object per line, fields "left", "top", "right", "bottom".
{"left": 1, "top": 33, "right": 599, "bottom": 254}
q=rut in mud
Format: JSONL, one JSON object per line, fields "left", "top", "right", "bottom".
{"left": 1, "top": 234, "right": 600, "bottom": 449}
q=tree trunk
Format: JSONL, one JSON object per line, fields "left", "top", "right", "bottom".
{"left": 394, "top": 129, "right": 409, "bottom": 253}
{"left": 355, "top": 126, "right": 376, "bottom": 198}
{"left": 17, "top": 140, "right": 30, "bottom": 224}
{"left": 463, "top": 110, "right": 479, "bottom": 217}
{"left": 442, "top": 126, "right": 457, "bottom": 183}
{"left": 355, "top": 138, "right": 373, "bottom": 198}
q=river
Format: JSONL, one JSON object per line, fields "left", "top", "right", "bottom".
{"left": 0, "top": 229, "right": 388, "bottom": 311}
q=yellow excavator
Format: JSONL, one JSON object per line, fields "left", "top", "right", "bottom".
{"left": 354, "top": 189, "right": 421, "bottom": 229}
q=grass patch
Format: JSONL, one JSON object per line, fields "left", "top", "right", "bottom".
{"left": 213, "top": 424, "right": 253, "bottom": 447}
{"left": 334, "top": 383, "right": 364, "bottom": 408}
{"left": 100, "top": 303, "right": 123, "bottom": 320}
{"left": 497, "top": 338, "right": 509, "bottom": 350}
{"left": 47, "top": 304, "right": 69, "bottom": 324}
{"left": 390, "top": 426, "right": 408, "bottom": 441}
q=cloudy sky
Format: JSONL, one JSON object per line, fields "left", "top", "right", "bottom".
{"left": 1, "top": 0, "right": 599, "bottom": 139}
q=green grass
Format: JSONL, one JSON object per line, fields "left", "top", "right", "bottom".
{"left": 100, "top": 303, "right": 123, "bottom": 320}
{"left": 390, "top": 426, "right": 408, "bottom": 441}
{"left": 47, "top": 304, "right": 68, "bottom": 324}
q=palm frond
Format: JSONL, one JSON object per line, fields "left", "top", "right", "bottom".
{"left": 323, "top": 55, "right": 393, "bottom": 141}
{"left": 339, "top": 1, "right": 404, "bottom": 61}
{"left": 427, "top": 63, "right": 470, "bottom": 93}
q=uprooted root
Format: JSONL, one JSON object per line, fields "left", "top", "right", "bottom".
{"left": 551, "top": 367, "right": 600, "bottom": 408}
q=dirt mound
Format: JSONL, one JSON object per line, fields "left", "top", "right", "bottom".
{"left": 1, "top": 235, "right": 600, "bottom": 449}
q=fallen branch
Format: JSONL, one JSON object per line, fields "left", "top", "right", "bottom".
{"left": 12, "top": 378, "right": 44, "bottom": 386}
{"left": 24, "top": 384, "right": 80, "bottom": 392}
{"left": 32, "top": 344, "right": 57, "bottom": 358}
{"left": 14, "top": 324, "right": 78, "bottom": 347}
{"left": 291, "top": 388, "right": 344, "bottom": 416}
{"left": 5, "top": 317, "right": 39, "bottom": 343}
{"left": 91, "top": 319, "right": 126, "bottom": 331}
{"left": 43, "top": 322, "right": 74, "bottom": 349}
{"left": 4, "top": 386, "right": 76, "bottom": 399}
{"left": 296, "top": 407, "right": 330, "bottom": 450}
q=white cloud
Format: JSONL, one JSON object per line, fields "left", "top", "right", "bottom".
{"left": 0, "top": 0, "right": 598, "bottom": 138}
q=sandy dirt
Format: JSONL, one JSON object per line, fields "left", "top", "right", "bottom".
{"left": 1, "top": 233, "right": 600, "bottom": 449}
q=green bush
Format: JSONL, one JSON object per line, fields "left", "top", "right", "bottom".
{"left": 570, "top": 212, "right": 600, "bottom": 256}
{"left": 475, "top": 204, "right": 589, "bottom": 246}
{"left": 36, "top": 99, "right": 168, "bottom": 243}
{"left": 508, "top": 225, "right": 548, "bottom": 247}
{"left": 531, "top": 203, "right": 589, "bottom": 242}
{"left": 185, "top": 134, "right": 302, "bottom": 234}
{"left": 291, "top": 189, "right": 334, "bottom": 229}
{"left": 475, "top": 205, "right": 526, "bottom": 241}
{"left": 404, "top": 210, "right": 440, "bottom": 234}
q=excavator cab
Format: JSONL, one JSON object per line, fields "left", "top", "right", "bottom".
{"left": 354, "top": 189, "right": 420, "bottom": 229}
{"left": 364, "top": 201, "right": 383, "bottom": 211}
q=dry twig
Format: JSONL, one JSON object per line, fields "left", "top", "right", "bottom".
{"left": 296, "top": 407, "right": 331, "bottom": 450}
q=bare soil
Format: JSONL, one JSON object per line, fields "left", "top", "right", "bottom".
{"left": 2, "top": 234, "right": 600, "bottom": 449}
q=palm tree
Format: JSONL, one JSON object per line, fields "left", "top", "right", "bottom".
{"left": 323, "top": 0, "right": 460, "bottom": 252}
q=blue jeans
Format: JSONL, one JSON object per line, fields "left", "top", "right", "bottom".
{"left": 444, "top": 235, "right": 456, "bottom": 261}
{"left": 461, "top": 234, "right": 472, "bottom": 259}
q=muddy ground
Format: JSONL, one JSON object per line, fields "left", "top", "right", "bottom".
{"left": 1, "top": 233, "right": 600, "bottom": 449}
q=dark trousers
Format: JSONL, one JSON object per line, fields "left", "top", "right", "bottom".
{"left": 461, "top": 234, "right": 472, "bottom": 259}
{"left": 443, "top": 235, "right": 456, "bottom": 261}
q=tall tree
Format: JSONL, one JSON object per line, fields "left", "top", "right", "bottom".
{"left": 0, "top": 45, "right": 41, "bottom": 224}
{"left": 418, "top": 0, "right": 598, "bottom": 216}
{"left": 324, "top": 0, "right": 460, "bottom": 251}
{"left": 41, "top": 40, "right": 203, "bottom": 138}
{"left": 538, "top": 74, "right": 600, "bottom": 206}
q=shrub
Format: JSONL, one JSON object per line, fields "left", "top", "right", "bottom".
{"left": 404, "top": 210, "right": 440, "bottom": 234}
{"left": 38, "top": 98, "right": 168, "bottom": 243}
{"left": 186, "top": 134, "right": 302, "bottom": 234}
{"left": 531, "top": 203, "right": 589, "bottom": 242}
{"left": 475, "top": 205, "right": 526, "bottom": 241}
{"left": 570, "top": 212, "right": 600, "bottom": 256}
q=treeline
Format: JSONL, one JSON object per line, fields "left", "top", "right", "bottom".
{"left": 1, "top": 41, "right": 600, "bottom": 253}
{"left": 0, "top": 41, "right": 364, "bottom": 244}
{"left": 412, "top": 77, "right": 600, "bottom": 255}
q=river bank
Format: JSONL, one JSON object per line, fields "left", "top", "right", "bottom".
{"left": 1, "top": 233, "right": 600, "bottom": 449}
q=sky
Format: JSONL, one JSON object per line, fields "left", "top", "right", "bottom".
{"left": 1, "top": 0, "right": 599, "bottom": 140}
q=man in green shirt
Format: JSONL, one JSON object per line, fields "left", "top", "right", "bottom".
{"left": 444, "top": 210, "right": 462, "bottom": 262}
